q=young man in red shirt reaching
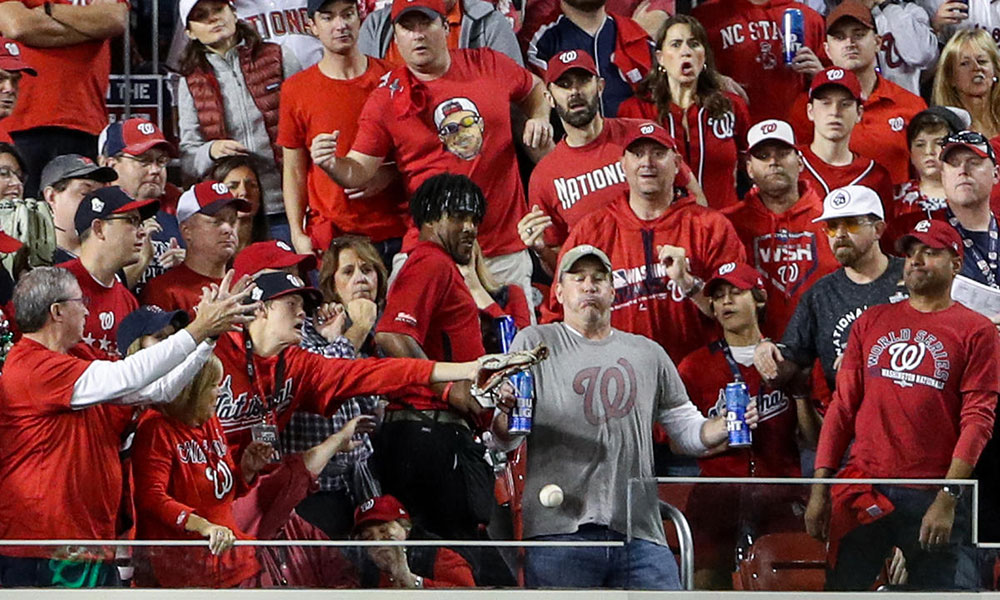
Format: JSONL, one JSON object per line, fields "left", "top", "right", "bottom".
{"left": 805, "top": 219, "right": 1000, "bottom": 590}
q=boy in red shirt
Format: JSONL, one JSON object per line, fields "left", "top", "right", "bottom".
{"left": 806, "top": 220, "right": 1000, "bottom": 590}
{"left": 280, "top": 0, "right": 407, "bottom": 258}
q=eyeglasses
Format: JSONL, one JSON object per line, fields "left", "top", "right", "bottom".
{"left": 0, "top": 166, "right": 23, "bottom": 181}
{"left": 103, "top": 214, "right": 143, "bottom": 227}
{"left": 438, "top": 115, "right": 482, "bottom": 137}
{"left": 823, "top": 217, "right": 876, "bottom": 236}
{"left": 53, "top": 296, "right": 88, "bottom": 307}
{"left": 121, "top": 154, "right": 170, "bottom": 169}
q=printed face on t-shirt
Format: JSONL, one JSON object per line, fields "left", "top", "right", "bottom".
{"left": 824, "top": 20, "right": 879, "bottom": 73}
{"left": 436, "top": 108, "right": 485, "bottom": 160}
{"left": 309, "top": 0, "right": 361, "bottom": 54}
{"left": 657, "top": 22, "right": 707, "bottom": 86}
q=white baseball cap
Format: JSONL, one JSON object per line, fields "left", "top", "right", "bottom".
{"left": 813, "top": 185, "right": 885, "bottom": 223}
{"left": 179, "top": 0, "right": 234, "bottom": 27}
{"left": 747, "top": 119, "right": 796, "bottom": 152}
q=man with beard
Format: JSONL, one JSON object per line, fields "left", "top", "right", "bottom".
{"left": 722, "top": 119, "right": 839, "bottom": 338}
{"left": 281, "top": 0, "right": 407, "bottom": 258}
{"left": 139, "top": 181, "right": 251, "bottom": 318}
{"left": 805, "top": 218, "right": 1000, "bottom": 590}
{"left": 525, "top": 0, "right": 654, "bottom": 116}
{"left": 755, "top": 185, "right": 908, "bottom": 393}
{"left": 373, "top": 173, "right": 498, "bottom": 541}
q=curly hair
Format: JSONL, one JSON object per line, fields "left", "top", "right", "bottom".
{"left": 409, "top": 173, "right": 486, "bottom": 227}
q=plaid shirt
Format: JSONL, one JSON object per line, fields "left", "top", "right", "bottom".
{"left": 279, "top": 318, "right": 380, "bottom": 494}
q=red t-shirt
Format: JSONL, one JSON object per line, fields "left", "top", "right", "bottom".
{"left": 721, "top": 185, "right": 839, "bottom": 338}
{"left": 788, "top": 75, "right": 927, "bottom": 185}
{"left": 0, "top": 0, "right": 118, "bottom": 136}
{"left": 213, "top": 331, "right": 434, "bottom": 454}
{"left": 815, "top": 302, "right": 1000, "bottom": 478}
{"left": 132, "top": 412, "right": 259, "bottom": 588}
{"left": 139, "top": 264, "right": 220, "bottom": 319}
{"left": 277, "top": 60, "right": 407, "bottom": 243}
{"left": 692, "top": 0, "right": 827, "bottom": 123}
{"left": 797, "top": 145, "right": 894, "bottom": 217}
{"left": 61, "top": 258, "right": 139, "bottom": 359}
{"left": 678, "top": 341, "right": 800, "bottom": 477}
{"left": 542, "top": 194, "right": 746, "bottom": 362}
{"left": 352, "top": 48, "right": 535, "bottom": 257}
{"left": 376, "top": 241, "right": 485, "bottom": 410}
{"left": 618, "top": 93, "right": 749, "bottom": 210}
{"left": 0, "top": 338, "right": 131, "bottom": 557}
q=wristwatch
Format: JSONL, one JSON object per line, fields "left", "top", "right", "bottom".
{"left": 942, "top": 485, "right": 963, "bottom": 500}
{"left": 684, "top": 276, "right": 704, "bottom": 299}
{"left": 413, "top": 575, "right": 424, "bottom": 588}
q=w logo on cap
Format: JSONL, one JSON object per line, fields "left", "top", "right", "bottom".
{"left": 640, "top": 124, "right": 655, "bottom": 135}
{"left": 831, "top": 190, "right": 850, "bottom": 208}
{"left": 718, "top": 262, "right": 736, "bottom": 275}
{"left": 360, "top": 498, "right": 376, "bottom": 512}
{"left": 286, "top": 274, "right": 304, "bottom": 287}
{"left": 827, "top": 68, "right": 844, "bottom": 80}
{"left": 559, "top": 50, "right": 578, "bottom": 63}
{"left": 4, "top": 43, "right": 18, "bottom": 56}
{"left": 761, "top": 122, "right": 778, "bottom": 134}
{"left": 91, "top": 198, "right": 105, "bottom": 212}
{"left": 915, "top": 220, "right": 932, "bottom": 233}
{"left": 211, "top": 182, "right": 228, "bottom": 195}
{"left": 137, "top": 122, "right": 155, "bottom": 135}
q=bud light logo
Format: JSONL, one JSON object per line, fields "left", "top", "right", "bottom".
{"left": 718, "top": 262, "right": 736, "bottom": 275}
{"left": 137, "top": 122, "right": 155, "bottom": 135}
{"left": 915, "top": 220, "right": 931, "bottom": 233}
{"left": 211, "top": 182, "right": 228, "bottom": 195}
{"left": 559, "top": 50, "right": 578, "bottom": 63}
{"left": 826, "top": 68, "right": 844, "bottom": 80}
{"left": 831, "top": 190, "right": 850, "bottom": 208}
{"left": 640, "top": 124, "right": 655, "bottom": 135}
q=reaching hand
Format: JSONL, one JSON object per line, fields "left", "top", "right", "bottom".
{"left": 754, "top": 340, "right": 783, "bottom": 380}
{"left": 517, "top": 206, "right": 553, "bottom": 251}
{"left": 203, "top": 523, "right": 236, "bottom": 555}
{"left": 316, "top": 302, "right": 349, "bottom": 342}
{"left": 189, "top": 270, "right": 260, "bottom": 340}
{"left": 240, "top": 440, "right": 274, "bottom": 482}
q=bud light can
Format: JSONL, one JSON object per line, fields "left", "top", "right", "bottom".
{"left": 725, "top": 382, "right": 752, "bottom": 448}
{"left": 494, "top": 316, "right": 533, "bottom": 434}
{"left": 782, "top": 8, "right": 804, "bottom": 65}
{"left": 495, "top": 315, "right": 517, "bottom": 353}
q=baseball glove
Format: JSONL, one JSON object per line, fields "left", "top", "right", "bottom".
{"left": 472, "top": 343, "right": 549, "bottom": 407}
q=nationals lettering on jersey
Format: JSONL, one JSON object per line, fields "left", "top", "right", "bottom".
{"left": 752, "top": 230, "right": 820, "bottom": 296}
{"left": 215, "top": 374, "right": 295, "bottom": 434}
{"left": 611, "top": 261, "right": 686, "bottom": 309}
{"left": 242, "top": 8, "right": 311, "bottom": 39}
{"left": 709, "top": 387, "right": 789, "bottom": 423}
{"left": 866, "top": 327, "right": 951, "bottom": 390}
{"left": 554, "top": 162, "right": 626, "bottom": 210}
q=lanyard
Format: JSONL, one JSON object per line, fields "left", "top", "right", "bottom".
{"left": 947, "top": 207, "right": 1000, "bottom": 288}
{"left": 243, "top": 332, "right": 287, "bottom": 426}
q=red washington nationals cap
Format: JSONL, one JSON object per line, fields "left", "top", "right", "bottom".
{"left": 826, "top": 0, "right": 875, "bottom": 32}
{"left": 176, "top": 181, "right": 251, "bottom": 224}
{"left": 0, "top": 38, "right": 35, "bottom": 76}
{"left": 74, "top": 186, "right": 159, "bottom": 235}
{"left": 233, "top": 240, "right": 317, "bottom": 280}
{"left": 99, "top": 118, "right": 175, "bottom": 158}
{"left": 809, "top": 67, "right": 863, "bottom": 102}
{"left": 353, "top": 495, "right": 410, "bottom": 535}
{"left": 622, "top": 121, "right": 677, "bottom": 152}
{"left": 391, "top": 0, "right": 445, "bottom": 22}
{"left": 705, "top": 262, "right": 765, "bottom": 297}
{"left": 895, "top": 219, "right": 964, "bottom": 260}
{"left": 545, "top": 49, "right": 599, "bottom": 85}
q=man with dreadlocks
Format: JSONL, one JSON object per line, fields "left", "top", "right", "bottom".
{"left": 373, "top": 173, "right": 497, "bottom": 544}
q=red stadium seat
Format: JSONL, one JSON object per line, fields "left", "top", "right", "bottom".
{"left": 733, "top": 532, "right": 827, "bottom": 591}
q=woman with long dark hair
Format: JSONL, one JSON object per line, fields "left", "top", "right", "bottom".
{"left": 618, "top": 14, "right": 749, "bottom": 210}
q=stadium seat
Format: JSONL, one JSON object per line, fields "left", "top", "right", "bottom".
{"left": 733, "top": 532, "right": 827, "bottom": 591}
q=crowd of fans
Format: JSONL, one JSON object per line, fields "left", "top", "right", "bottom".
{"left": 0, "top": 0, "right": 998, "bottom": 592}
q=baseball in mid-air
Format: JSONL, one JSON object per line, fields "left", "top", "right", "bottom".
{"left": 539, "top": 484, "right": 564, "bottom": 507}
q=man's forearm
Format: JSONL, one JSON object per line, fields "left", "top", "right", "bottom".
{"left": 0, "top": 3, "right": 91, "bottom": 45}
{"left": 282, "top": 148, "right": 309, "bottom": 236}
{"left": 321, "top": 155, "right": 375, "bottom": 189}
{"left": 49, "top": 2, "right": 127, "bottom": 40}
{"left": 520, "top": 80, "right": 551, "bottom": 120}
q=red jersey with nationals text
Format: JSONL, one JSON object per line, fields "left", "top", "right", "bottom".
{"left": 61, "top": 258, "right": 138, "bottom": 359}
{"left": 815, "top": 302, "right": 1000, "bottom": 478}
{"left": 377, "top": 241, "right": 485, "bottom": 410}
{"left": 788, "top": 75, "right": 927, "bottom": 185}
{"left": 529, "top": 118, "right": 637, "bottom": 246}
{"left": 543, "top": 194, "right": 745, "bottom": 362}
{"left": 352, "top": 49, "right": 535, "bottom": 257}
{"left": 277, "top": 60, "right": 407, "bottom": 242}
{"left": 797, "top": 145, "right": 894, "bottom": 216}
{"left": 692, "top": 0, "right": 827, "bottom": 123}
{"left": 0, "top": 0, "right": 118, "bottom": 136}
{"left": 132, "top": 412, "right": 259, "bottom": 588}
{"left": 139, "top": 264, "right": 220, "bottom": 319}
{"left": 721, "top": 186, "right": 839, "bottom": 338}
{"left": 617, "top": 93, "right": 750, "bottom": 210}
{"left": 678, "top": 341, "right": 800, "bottom": 477}
{"left": 213, "top": 331, "right": 435, "bottom": 455}
{"left": 0, "top": 339, "right": 132, "bottom": 557}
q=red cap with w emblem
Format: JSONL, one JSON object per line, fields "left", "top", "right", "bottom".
{"left": 809, "top": 66, "right": 863, "bottom": 102}
{"left": 895, "top": 219, "right": 964, "bottom": 260}
{"left": 545, "top": 49, "right": 598, "bottom": 85}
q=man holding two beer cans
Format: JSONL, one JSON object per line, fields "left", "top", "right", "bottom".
{"left": 489, "top": 244, "right": 759, "bottom": 590}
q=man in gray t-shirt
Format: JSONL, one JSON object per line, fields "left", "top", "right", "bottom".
{"left": 490, "top": 244, "right": 755, "bottom": 590}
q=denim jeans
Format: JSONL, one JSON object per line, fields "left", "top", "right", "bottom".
{"left": 525, "top": 524, "right": 681, "bottom": 590}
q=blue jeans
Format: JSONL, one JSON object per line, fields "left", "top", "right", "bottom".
{"left": 525, "top": 524, "right": 681, "bottom": 590}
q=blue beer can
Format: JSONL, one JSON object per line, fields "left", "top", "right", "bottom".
{"left": 509, "top": 371, "right": 534, "bottom": 434}
{"left": 495, "top": 315, "right": 517, "bottom": 353}
{"left": 782, "top": 8, "right": 804, "bottom": 65}
{"left": 725, "top": 382, "right": 752, "bottom": 448}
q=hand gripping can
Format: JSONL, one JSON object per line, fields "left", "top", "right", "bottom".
{"left": 494, "top": 316, "right": 534, "bottom": 434}
{"left": 725, "top": 382, "right": 752, "bottom": 448}
{"left": 782, "top": 8, "right": 804, "bottom": 65}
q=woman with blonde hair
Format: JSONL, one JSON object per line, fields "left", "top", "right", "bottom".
{"left": 932, "top": 28, "right": 1000, "bottom": 138}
